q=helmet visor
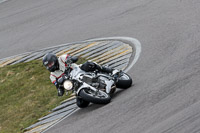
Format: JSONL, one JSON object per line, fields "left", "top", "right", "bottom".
{"left": 45, "top": 61, "right": 55, "bottom": 70}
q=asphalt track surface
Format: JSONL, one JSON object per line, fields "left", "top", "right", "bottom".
{"left": 1, "top": 0, "right": 200, "bottom": 133}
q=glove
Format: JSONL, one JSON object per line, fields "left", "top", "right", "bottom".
{"left": 57, "top": 87, "right": 64, "bottom": 96}
{"left": 66, "top": 56, "right": 78, "bottom": 63}
{"left": 71, "top": 56, "right": 78, "bottom": 63}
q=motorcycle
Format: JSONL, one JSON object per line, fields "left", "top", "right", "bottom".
{"left": 57, "top": 60, "right": 132, "bottom": 108}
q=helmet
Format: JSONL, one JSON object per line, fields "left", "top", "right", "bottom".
{"left": 43, "top": 53, "right": 59, "bottom": 72}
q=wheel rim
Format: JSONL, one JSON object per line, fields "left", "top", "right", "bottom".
{"left": 84, "top": 89, "right": 109, "bottom": 99}
{"left": 119, "top": 73, "right": 130, "bottom": 80}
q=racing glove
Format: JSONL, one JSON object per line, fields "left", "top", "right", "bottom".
{"left": 71, "top": 56, "right": 78, "bottom": 63}
{"left": 54, "top": 81, "right": 64, "bottom": 96}
{"left": 57, "top": 87, "right": 64, "bottom": 96}
{"left": 66, "top": 56, "right": 78, "bottom": 64}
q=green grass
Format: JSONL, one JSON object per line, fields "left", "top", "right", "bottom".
{"left": 0, "top": 58, "right": 86, "bottom": 133}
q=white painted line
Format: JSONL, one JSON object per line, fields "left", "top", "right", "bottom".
{"left": 86, "top": 37, "right": 142, "bottom": 72}
{"left": 0, "top": 0, "right": 7, "bottom": 4}
{"left": 41, "top": 108, "right": 79, "bottom": 133}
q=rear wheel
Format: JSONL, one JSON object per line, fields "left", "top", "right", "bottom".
{"left": 116, "top": 72, "right": 132, "bottom": 89}
{"left": 79, "top": 88, "right": 111, "bottom": 104}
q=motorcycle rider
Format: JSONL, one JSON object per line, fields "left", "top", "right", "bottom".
{"left": 42, "top": 53, "right": 118, "bottom": 96}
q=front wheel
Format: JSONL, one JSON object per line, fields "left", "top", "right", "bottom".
{"left": 79, "top": 88, "right": 111, "bottom": 104}
{"left": 76, "top": 97, "right": 90, "bottom": 108}
{"left": 116, "top": 72, "right": 132, "bottom": 89}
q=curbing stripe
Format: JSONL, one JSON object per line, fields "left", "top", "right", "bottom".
{"left": 92, "top": 46, "right": 131, "bottom": 63}
{"left": 91, "top": 44, "right": 128, "bottom": 61}
{"left": 23, "top": 52, "right": 42, "bottom": 62}
{"left": 100, "top": 53, "right": 132, "bottom": 66}
{"left": 25, "top": 120, "right": 60, "bottom": 133}
{"left": 51, "top": 99, "right": 76, "bottom": 112}
{"left": 109, "top": 58, "right": 130, "bottom": 68}
{"left": 10, "top": 49, "right": 53, "bottom": 65}
{"left": 55, "top": 44, "right": 81, "bottom": 56}
{"left": 70, "top": 42, "right": 98, "bottom": 56}
{"left": 68, "top": 43, "right": 90, "bottom": 55}
{"left": 97, "top": 49, "right": 132, "bottom": 65}
{"left": 113, "top": 62, "right": 129, "bottom": 70}
{"left": 0, "top": 56, "right": 24, "bottom": 67}
{"left": 73, "top": 42, "right": 106, "bottom": 56}
{"left": 81, "top": 41, "right": 117, "bottom": 58}
{"left": 25, "top": 108, "right": 77, "bottom": 131}
{"left": 40, "top": 108, "right": 79, "bottom": 133}
{"left": 86, "top": 42, "right": 123, "bottom": 59}
{"left": 39, "top": 104, "right": 77, "bottom": 121}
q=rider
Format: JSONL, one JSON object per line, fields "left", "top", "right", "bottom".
{"left": 42, "top": 53, "right": 118, "bottom": 96}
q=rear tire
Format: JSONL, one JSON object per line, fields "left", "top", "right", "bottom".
{"left": 79, "top": 88, "right": 111, "bottom": 104}
{"left": 116, "top": 73, "right": 132, "bottom": 89}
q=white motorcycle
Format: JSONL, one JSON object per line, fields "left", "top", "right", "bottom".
{"left": 57, "top": 61, "right": 132, "bottom": 108}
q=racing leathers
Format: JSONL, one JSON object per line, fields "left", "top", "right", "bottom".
{"left": 49, "top": 54, "right": 78, "bottom": 96}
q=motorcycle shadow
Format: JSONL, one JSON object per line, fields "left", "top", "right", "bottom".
{"left": 77, "top": 89, "right": 126, "bottom": 110}
{"left": 77, "top": 85, "right": 134, "bottom": 111}
{"left": 75, "top": 103, "right": 105, "bottom": 116}
{"left": 111, "top": 89, "right": 124, "bottom": 99}
{"left": 111, "top": 84, "right": 135, "bottom": 99}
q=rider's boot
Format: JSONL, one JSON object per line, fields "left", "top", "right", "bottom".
{"left": 98, "top": 65, "right": 119, "bottom": 75}
{"left": 101, "top": 66, "right": 113, "bottom": 73}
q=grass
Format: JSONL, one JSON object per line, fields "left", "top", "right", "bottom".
{"left": 0, "top": 58, "right": 86, "bottom": 133}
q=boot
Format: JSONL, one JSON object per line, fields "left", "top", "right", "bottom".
{"left": 96, "top": 65, "right": 113, "bottom": 74}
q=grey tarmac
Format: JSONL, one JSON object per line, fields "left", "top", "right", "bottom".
{"left": 0, "top": 0, "right": 200, "bottom": 133}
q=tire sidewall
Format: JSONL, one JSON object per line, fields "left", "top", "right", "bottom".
{"left": 116, "top": 73, "right": 132, "bottom": 89}
{"left": 79, "top": 89, "right": 111, "bottom": 104}
{"left": 76, "top": 97, "right": 90, "bottom": 108}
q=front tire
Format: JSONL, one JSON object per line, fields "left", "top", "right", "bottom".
{"left": 79, "top": 88, "right": 111, "bottom": 104}
{"left": 76, "top": 97, "right": 90, "bottom": 108}
{"left": 116, "top": 73, "right": 132, "bottom": 89}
